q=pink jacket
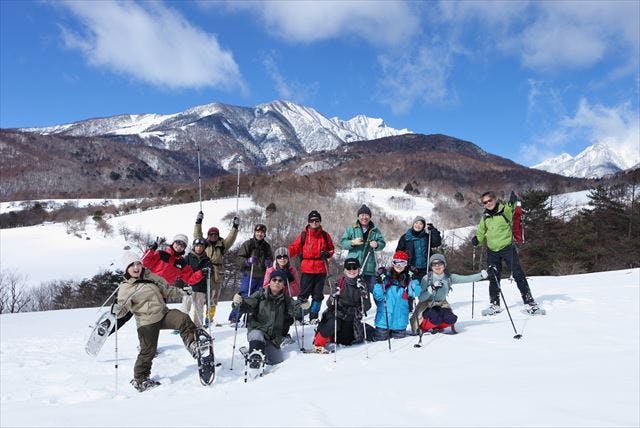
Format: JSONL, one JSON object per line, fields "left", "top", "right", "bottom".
{"left": 262, "top": 264, "right": 300, "bottom": 297}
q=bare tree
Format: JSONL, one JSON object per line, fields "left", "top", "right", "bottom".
{"left": 0, "top": 270, "right": 31, "bottom": 313}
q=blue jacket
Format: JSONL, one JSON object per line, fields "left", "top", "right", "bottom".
{"left": 372, "top": 270, "right": 421, "bottom": 331}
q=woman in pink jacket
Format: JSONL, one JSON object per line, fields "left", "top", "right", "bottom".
{"left": 263, "top": 247, "right": 300, "bottom": 297}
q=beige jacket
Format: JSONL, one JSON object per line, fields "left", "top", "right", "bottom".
{"left": 194, "top": 223, "right": 238, "bottom": 282}
{"left": 117, "top": 270, "right": 176, "bottom": 328}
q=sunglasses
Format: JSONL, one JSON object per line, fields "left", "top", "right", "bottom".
{"left": 276, "top": 255, "right": 289, "bottom": 260}
{"left": 392, "top": 260, "right": 408, "bottom": 267}
{"left": 345, "top": 266, "right": 359, "bottom": 271}
{"left": 482, "top": 199, "right": 494, "bottom": 205}
{"left": 271, "top": 278, "right": 284, "bottom": 283}
{"left": 309, "top": 219, "right": 321, "bottom": 223}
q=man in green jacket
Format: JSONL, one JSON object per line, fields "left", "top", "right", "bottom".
{"left": 232, "top": 269, "right": 309, "bottom": 366}
{"left": 472, "top": 191, "right": 540, "bottom": 315}
{"left": 194, "top": 211, "right": 239, "bottom": 324}
{"left": 340, "top": 204, "right": 386, "bottom": 292}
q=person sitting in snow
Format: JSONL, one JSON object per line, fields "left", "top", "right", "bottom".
{"left": 232, "top": 269, "right": 309, "bottom": 366}
{"left": 114, "top": 251, "right": 199, "bottom": 392}
{"left": 410, "top": 253, "right": 488, "bottom": 335}
{"left": 372, "top": 250, "right": 421, "bottom": 341}
{"left": 312, "top": 258, "right": 373, "bottom": 353}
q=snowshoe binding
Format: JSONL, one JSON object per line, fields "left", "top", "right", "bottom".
{"left": 85, "top": 311, "right": 116, "bottom": 356}
{"left": 481, "top": 303, "right": 504, "bottom": 316}
{"left": 192, "top": 328, "right": 215, "bottom": 386}
{"left": 240, "top": 346, "right": 266, "bottom": 382}
{"left": 130, "top": 377, "right": 161, "bottom": 392}
{"left": 523, "top": 302, "right": 546, "bottom": 316}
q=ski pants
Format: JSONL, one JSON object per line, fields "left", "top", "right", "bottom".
{"left": 228, "top": 272, "right": 264, "bottom": 321}
{"left": 179, "top": 292, "right": 192, "bottom": 316}
{"left": 314, "top": 311, "right": 357, "bottom": 346}
{"left": 298, "top": 273, "right": 326, "bottom": 317}
{"left": 486, "top": 244, "right": 533, "bottom": 305}
{"left": 373, "top": 327, "right": 407, "bottom": 341}
{"left": 134, "top": 309, "right": 195, "bottom": 380}
{"left": 247, "top": 329, "right": 284, "bottom": 365}
{"left": 190, "top": 292, "right": 207, "bottom": 328}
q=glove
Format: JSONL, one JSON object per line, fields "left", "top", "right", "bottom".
{"left": 110, "top": 302, "right": 122, "bottom": 316}
{"left": 351, "top": 237, "right": 364, "bottom": 246}
{"left": 246, "top": 256, "right": 257, "bottom": 266}
{"left": 369, "top": 240, "right": 378, "bottom": 248}
{"left": 471, "top": 236, "right": 479, "bottom": 246}
{"left": 299, "top": 301, "right": 311, "bottom": 310}
{"left": 196, "top": 211, "right": 204, "bottom": 224}
{"left": 174, "top": 278, "right": 187, "bottom": 289}
{"left": 287, "top": 271, "right": 295, "bottom": 282}
{"left": 432, "top": 279, "right": 444, "bottom": 289}
{"left": 488, "top": 265, "right": 498, "bottom": 278}
{"left": 481, "top": 269, "right": 488, "bottom": 279}
{"left": 232, "top": 216, "right": 240, "bottom": 229}
{"left": 356, "top": 276, "right": 367, "bottom": 290}
{"left": 264, "top": 258, "right": 273, "bottom": 268}
{"left": 320, "top": 251, "right": 330, "bottom": 260}
{"left": 173, "top": 259, "right": 185, "bottom": 269}
{"left": 232, "top": 293, "right": 243, "bottom": 305}
{"left": 426, "top": 223, "right": 434, "bottom": 231}
{"left": 148, "top": 241, "right": 158, "bottom": 251}
{"left": 330, "top": 283, "right": 341, "bottom": 297}
{"left": 183, "top": 286, "right": 193, "bottom": 295}
{"left": 199, "top": 259, "right": 213, "bottom": 271}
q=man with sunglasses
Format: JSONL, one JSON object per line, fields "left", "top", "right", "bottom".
{"left": 232, "top": 270, "right": 309, "bottom": 366}
{"left": 288, "top": 210, "right": 335, "bottom": 323}
{"left": 472, "top": 191, "right": 540, "bottom": 315}
{"left": 194, "top": 211, "right": 239, "bottom": 325}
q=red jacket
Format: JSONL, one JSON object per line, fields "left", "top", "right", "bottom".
{"left": 142, "top": 246, "right": 203, "bottom": 286}
{"left": 288, "top": 226, "right": 334, "bottom": 274}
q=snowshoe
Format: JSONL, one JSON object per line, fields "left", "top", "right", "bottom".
{"left": 130, "top": 377, "right": 161, "bottom": 392}
{"left": 301, "top": 345, "right": 333, "bottom": 354}
{"left": 481, "top": 304, "right": 504, "bottom": 316}
{"left": 523, "top": 303, "right": 546, "bottom": 316}
{"left": 281, "top": 335, "right": 295, "bottom": 346}
{"left": 193, "top": 328, "right": 215, "bottom": 386}
{"left": 239, "top": 347, "right": 266, "bottom": 382}
{"left": 85, "top": 311, "right": 116, "bottom": 356}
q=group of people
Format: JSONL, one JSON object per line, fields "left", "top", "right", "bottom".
{"left": 113, "top": 190, "right": 539, "bottom": 390}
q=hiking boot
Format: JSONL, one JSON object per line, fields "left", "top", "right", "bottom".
{"left": 130, "top": 377, "right": 160, "bottom": 392}
{"left": 248, "top": 351, "right": 263, "bottom": 369}
{"left": 481, "top": 303, "right": 503, "bottom": 316}
{"left": 187, "top": 340, "right": 199, "bottom": 359}
{"left": 313, "top": 345, "right": 330, "bottom": 354}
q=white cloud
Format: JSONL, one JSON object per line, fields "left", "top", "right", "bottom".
{"left": 59, "top": 1, "right": 245, "bottom": 91}
{"left": 375, "top": 44, "right": 455, "bottom": 114}
{"left": 228, "top": 1, "right": 419, "bottom": 46}
{"left": 262, "top": 53, "right": 319, "bottom": 103}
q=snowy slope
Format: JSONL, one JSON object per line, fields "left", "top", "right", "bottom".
{"left": 1, "top": 269, "right": 638, "bottom": 426}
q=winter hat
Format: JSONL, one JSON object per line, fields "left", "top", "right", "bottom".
{"left": 254, "top": 223, "right": 267, "bottom": 232}
{"left": 308, "top": 210, "right": 322, "bottom": 222}
{"left": 412, "top": 216, "right": 426, "bottom": 227}
{"left": 122, "top": 250, "right": 141, "bottom": 271}
{"left": 344, "top": 257, "right": 360, "bottom": 270}
{"left": 193, "top": 237, "right": 207, "bottom": 247}
{"left": 207, "top": 227, "right": 220, "bottom": 236}
{"left": 357, "top": 204, "right": 372, "bottom": 217}
{"left": 392, "top": 250, "right": 409, "bottom": 262}
{"left": 429, "top": 253, "right": 447, "bottom": 268}
{"left": 172, "top": 234, "right": 189, "bottom": 245}
{"left": 274, "top": 247, "right": 289, "bottom": 258}
{"left": 269, "top": 269, "right": 287, "bottom": 281}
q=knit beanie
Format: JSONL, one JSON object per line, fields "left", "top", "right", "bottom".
{"left": 412, "top": 216, "right": 426, "bottom": 227}
{"left": 274, "top": 247, "right": 289, "bottom": 258}
{"left": 207, "top": 227, "right": 219, "bottom": 236}
{"left": 172, "top": 234, "right": 189, "bottom": 245}
{"left": 429, "top": 253, "right": 447, "bottom": 268}
{"left": 308, "top": 210, "right": 322, "bottom": 222}
{"left": 392, "top": 250, "right": 409, "bottom": 262}
{"left": 357, "top": 204, "right": 372, "bottom": 217}
{"left": 122, "top": 250, "right": 141, "bottom": 271}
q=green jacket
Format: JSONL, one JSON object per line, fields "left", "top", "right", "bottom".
{"left": 340, "top": 220, "right": 386, "bottom": 276}
{"left": 475, "top": 202, "right": 515, "bottom": 252}
{"left": 236, "top": 288, "right": 303, "bottom": 347}
{"left": 194, "top": 223, "right": 238, "bottom": 283}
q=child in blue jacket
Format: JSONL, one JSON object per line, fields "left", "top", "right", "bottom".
{"left": 372, "top": 250, "right": 420, "bottom": 340}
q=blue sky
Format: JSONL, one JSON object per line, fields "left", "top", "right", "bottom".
{"left": 1, "top": 0, "right": 638, "bottom": 166}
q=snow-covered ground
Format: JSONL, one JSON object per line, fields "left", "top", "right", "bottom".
{"left": 0, "top": 198, "right": 141, "bottom": 213}
{"left": 1, "top": 269, "right": 638, "bottom": 426}
{"left": 337, "top": 187, "right": 435, "bottom": 222}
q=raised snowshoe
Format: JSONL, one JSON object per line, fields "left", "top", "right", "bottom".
{"left": 481, "top": 303, "right": 504, "bottom": 316}
{"left": 191, "top": 328, "right": 215, "bottom": 386}
{"left": 85, "top": 311, "right": 116, "bottom": 356}
{"left": 523, "top": 302, "right": 546, "bottom": 316}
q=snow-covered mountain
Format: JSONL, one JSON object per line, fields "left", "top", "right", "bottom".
{"left": 532, "top": 142, "right": 636, "bottom": 178}
{"left": 21, "top": 100, "right": 411, "bottom": 170}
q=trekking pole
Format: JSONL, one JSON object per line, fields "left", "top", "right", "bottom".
{"left": 114, "top": 309, "right": 119, "bottom": 395}
{"left": 382, "top": 286, "right": 392, "bottom": 351}
{"left": 285, "top": 277, "right": 302, "bottom": 350}
{"left": 360, "top": 293, "right": 369, "bottom": 359}
{"left": 196, "top": 144, "right": 203, "bottom": 212}
{"left": 488, "top": 267, "right": 522, "bottom": 340}
{"left": 333, "top": 294, "right": 338, "bottom": 363}
{"left": 96, "top": 285, "right": 120, "bottom": 314}
{"left": 471, "top": 246, "right": 476, "bottom": 319}
{"left": 206, "top": 268, "right": 212, "bottom": 337}
{"left": 235, "top": 159, "right": 241, "bottom": 216}
{"left": 231, "top": 263, "right": 254, "bottom": 370}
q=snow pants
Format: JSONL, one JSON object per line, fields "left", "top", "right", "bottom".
{"left": 298, "top": 273, "right": 326, "bottom": 320}
{"left": 487, "top": 244, "right": 534, "bottom": 305}
{"left": 247, "top": 329, "right": 284, "bottom": 365}
{"left": 134, "top": 309, "right": 195, "bottom": 380}
{"left": 420, "top": 306, "right": 457, "bottom": 332}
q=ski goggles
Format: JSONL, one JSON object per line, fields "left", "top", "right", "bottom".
{"left": 392, "top": 259, "right": 408, "bottom": 267}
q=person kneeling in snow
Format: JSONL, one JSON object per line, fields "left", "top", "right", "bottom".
{"left": 232, "top": 270, "right": 309, "bottom": 365}
{"left": 312, "top": 258, "right": 373, "bottom": 353}
{"left": 115, "top": 251, "right": 199, "bottom": 392}
{"left": 372, "top": 250, "right": 421, "bottom": 340}
{"left": 410, "top": 254, "right": 488, "bottom": 335}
